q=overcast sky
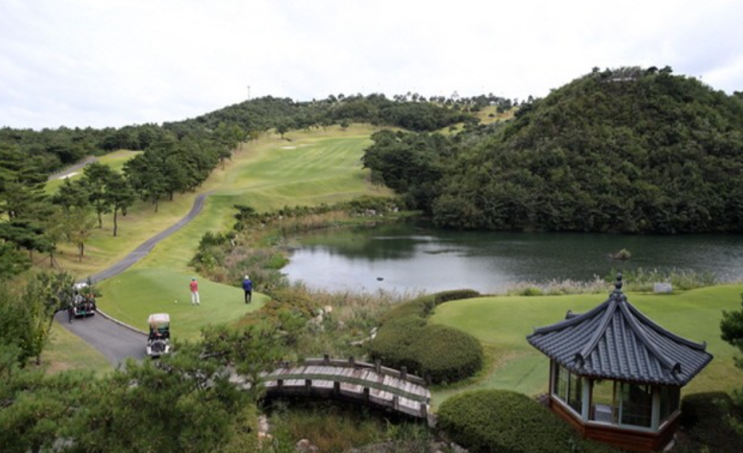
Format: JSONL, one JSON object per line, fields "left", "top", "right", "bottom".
{"left": 1, "top": 0, "right": 742, "bottom": 129}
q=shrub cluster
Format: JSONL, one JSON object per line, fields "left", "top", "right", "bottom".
{"left": 369, "top": 291, "right": 484, "bottom": 384}
{"left": 370, "top": 322, "right": 483, "bottom": 385}
{"left": 676, "top": 392, "right": 743, "bottom": 453}
{"left": 438, "top": 390, "right": 619, "bottom": 453}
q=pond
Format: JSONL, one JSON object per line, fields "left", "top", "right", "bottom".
{"left": 282, "top": 221, "right": 743, "bottom": 294}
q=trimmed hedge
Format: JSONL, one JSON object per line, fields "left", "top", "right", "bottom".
{"left": 379, "top": 290, "right": 480, "bottom": 324}
{"left": 438, "top": 390, "right": 620, "bottom": 453}
{"left": 367, "top": 317, "right": 427, "bottom": 372}
{"left": 411, "top": 324, "right": 483, "bottom": 383}
{"left": 676, "top": 392, "right": 743, "bottom": 453}
{"left": 379, "top": 295, "right": 435, "bottom": 324}
{"left": 433, "top": 289, "right": 481, "bottom": 305}
{"left": 370, "top": 290, "right": 483, "bottom": 384}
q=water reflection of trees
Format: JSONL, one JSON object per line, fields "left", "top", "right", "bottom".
{"left": 302, "top": 223, "right": 424, "bottom": 261}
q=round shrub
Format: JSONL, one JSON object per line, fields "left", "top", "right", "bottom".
{"left": 369, "top": 320, "right": 483, "bottom": 384}
{"left": 438, "top": 390, "right": 619, "bottom": 453}
{"left": 677, "top": 392, "right": 742, "bottom": 453}
{"left": 412, "top": 324, "right": 483, "bottom": 384}
{"left": 368, "top": 316, "right": 426, "bottom": 371}
{"left": 371, "top": 290, "right": 484, "bottom": 384}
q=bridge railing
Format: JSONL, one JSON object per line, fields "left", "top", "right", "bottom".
{"left": 263, "top": 355, "right": 432, "bottom": 421}
{"left": 297, "top": 354, "right": 427, "bottom": 386}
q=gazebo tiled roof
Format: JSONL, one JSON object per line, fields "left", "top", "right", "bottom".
{"left": 527, "top": 275, "right": 713, "bottom": 386}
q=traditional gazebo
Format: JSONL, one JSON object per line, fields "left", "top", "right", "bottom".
{"left": 527, "top": 274, "right": 713, "bottom": 452}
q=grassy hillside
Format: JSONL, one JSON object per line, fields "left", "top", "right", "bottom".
{"left": 429, "top": 284, "right": 743, "bottom": 408}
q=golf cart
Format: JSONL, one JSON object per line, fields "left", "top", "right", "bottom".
{"left": 72, "top": 282, "right": 97, "bottom": 318}
{"left": 147, "top": 313, "right": 171, "bottom": 358}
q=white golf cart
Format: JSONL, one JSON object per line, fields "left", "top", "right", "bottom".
{"left": 146, "top": 313, "right": 171, "bottom": 358}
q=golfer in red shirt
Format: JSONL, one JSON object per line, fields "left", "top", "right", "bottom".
{"left": 190, "top": 278, "right": 200, "bottom": 305}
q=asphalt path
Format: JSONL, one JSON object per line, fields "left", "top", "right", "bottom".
{"left": 56, "top": 192, "right": 211, "bottom": 366}
{"left": 55, "top": 310, "right": 147, "bottom": 365}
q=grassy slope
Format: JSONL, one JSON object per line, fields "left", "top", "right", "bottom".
{"left": 93, "top": 125, "right": 390, "bottom": 336}
{"left": 429, "top": 284, "right": 743, "bottom": 408}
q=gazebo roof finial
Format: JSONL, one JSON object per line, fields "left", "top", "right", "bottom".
{"left": 614, "top": 272, "right": 623, "bottom": 292}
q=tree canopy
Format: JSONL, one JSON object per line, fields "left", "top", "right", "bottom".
{"left": 364, "top": 67, "right": 743, "bottom": 233}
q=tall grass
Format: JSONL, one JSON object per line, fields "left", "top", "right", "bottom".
{"left": 264, "top": 400, "right": 431, "bottom": 453}
{"left": 504, "top": 268, "right": 721, "bottom": 296}
{"left": 613, "top": 267, "right": 718, "bottom": 291}
{"left": 505, "top": 276, "right": 610, "bottom": 296}
{"left": 250, "top": 282, "right": 418, "bottom": 360}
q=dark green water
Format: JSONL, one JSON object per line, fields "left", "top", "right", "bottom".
{"left": 283, "top": 222, "right": 743, "bottom": 293}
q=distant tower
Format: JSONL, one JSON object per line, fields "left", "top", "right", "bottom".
{"left": 247, "top": 85, "right": 251, "bottom": 101}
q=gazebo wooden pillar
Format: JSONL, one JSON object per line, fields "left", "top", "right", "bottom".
{"left": 527, "top": 274, "right": 713, "bottom": 452}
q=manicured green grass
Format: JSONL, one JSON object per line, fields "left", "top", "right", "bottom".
{"left": 429, "top": 284, "right": 743, "bottom": 408}
{"left": 45, "top": 150, "right": 141, "bottom": 195}
{"left": 40, "top": 323, "right": 112, "bottom": 376}
{"left": 96, "top": 268, "right": 267, "bottom": 341}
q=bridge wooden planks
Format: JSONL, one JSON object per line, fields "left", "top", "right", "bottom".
{"left": 260, "top": 359, "right": 432, "bottom": 420}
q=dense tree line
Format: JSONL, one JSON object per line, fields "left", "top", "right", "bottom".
{"left": 0, "top": 117, "right": 246, "bottom": 277}
{"left": 0, "top": 124, "right": 167, "bottom": 174}
{"left": 0, "top": 93, "right": 476, "bottom": 185}
{"left": 169, "top": 93, "right": 478, "bottom": 135}
{"left": 363, "top": 67, "right": 743, "bottom": 233}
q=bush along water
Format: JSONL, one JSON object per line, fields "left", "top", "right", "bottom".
{"left": 369, "top": 290, "right": 484, "bottom": 384}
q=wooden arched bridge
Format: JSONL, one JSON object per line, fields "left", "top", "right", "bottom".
{"left": 232, "top": 356, "right": 432, "bottom": 424}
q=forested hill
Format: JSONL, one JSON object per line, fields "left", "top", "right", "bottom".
{"left": 364, "top": 67, "right": 743, "bottom": 233}
{"left": 0, "top": 94, "right": 479, "bottom": 176}
{"left": 166, "top": 93, "right": 481, "bottom": 135}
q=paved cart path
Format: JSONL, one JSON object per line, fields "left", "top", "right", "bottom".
{"left": 55, "top": 310, "right": 147, "bottom": 365}
{"left": 56, "top": 193, "right": 210, "bottom": 366}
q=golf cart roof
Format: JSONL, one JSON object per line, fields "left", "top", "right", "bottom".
{"left": 73, "top": 282, "right": 89, "bottom": 290}
{"left": 148, "top": 313, "right": 170, "bottom": 325}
